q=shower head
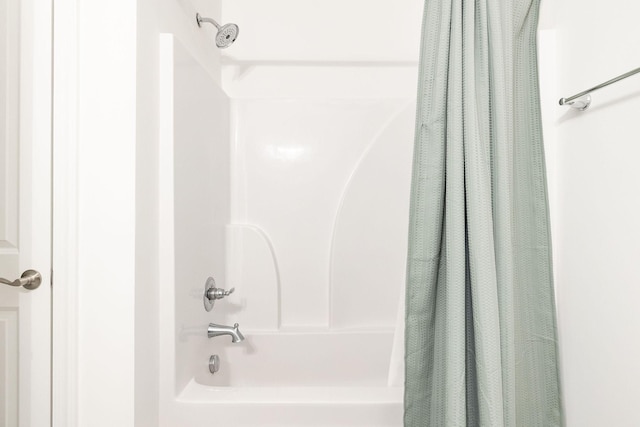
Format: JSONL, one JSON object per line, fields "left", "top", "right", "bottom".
{"left": 196, "top": 13, "right": 239, "bottom": 49}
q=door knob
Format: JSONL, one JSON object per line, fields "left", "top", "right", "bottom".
{"left": 0, "top": 269, "right": 42, "bottom": 290}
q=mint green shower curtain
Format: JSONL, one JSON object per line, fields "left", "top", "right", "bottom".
{"left": 404, "top": 0, "right": 563, "bottom": 426}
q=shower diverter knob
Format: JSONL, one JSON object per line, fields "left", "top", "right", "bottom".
{"left": 203, "top": 277, "right": 235, "bottom": 312}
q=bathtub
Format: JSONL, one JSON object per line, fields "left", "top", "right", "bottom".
{"left": 195, "top": 331, "right": 397, "bottom": 387}
{"left": 174, "top": 385, "right": 402, "bottom": 427}
{"left": 165, "top": 331, "right": 403, "bottom": 426}
{"left": 159, "top": 307, "right": 402, "bottom": 426}
{"left": 161, "top": 284, "right": 403, "bottom": 426}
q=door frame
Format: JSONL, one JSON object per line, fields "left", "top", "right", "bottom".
{"left": 51, "top": 0, "right": 78, "bottom": 424}
{"left": 51, "top": 1, "right": 139, "bottom": 426}
{"left": 15, "top": 0, "right": 53, "bottom": 425}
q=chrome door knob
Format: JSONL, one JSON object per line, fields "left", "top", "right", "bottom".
{"left": 0, "top": 269, "right": 42, "bottom": 290}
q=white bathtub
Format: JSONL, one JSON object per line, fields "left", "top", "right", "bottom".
{"left": 160, "top": 315, "right": 403, "bottom": 426}
{"left": 196, "top": 331, "right": 396, "bottom": 387}
{"left": 174, "top": 383, "right": 402, "bottom": 426}
{"left": 165, "top": 331, "right": 403, "bottom": 427}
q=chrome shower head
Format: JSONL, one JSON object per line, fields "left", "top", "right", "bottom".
{"left": 196, "top": 13, "right": 239, "bottom": 49}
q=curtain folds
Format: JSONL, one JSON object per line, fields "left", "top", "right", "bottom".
{"left": 404, "top": 0, "right": 563, "bottom": 425}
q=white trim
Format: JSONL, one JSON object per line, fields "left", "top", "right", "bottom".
{"left": 52, "top": 2, "right": 139, "bottom": 425}
{"left": 54, "top": 2, "right": 138, "bottom": 425}
{"left": 52, "top": 0, "right": 79, "bottom": 425}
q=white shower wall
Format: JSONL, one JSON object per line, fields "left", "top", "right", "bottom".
{"left": 217, "top": 0, "right": 423, "bottom": 331}
{"left": 226, "top": 98, "right": 414, "bottom": 329}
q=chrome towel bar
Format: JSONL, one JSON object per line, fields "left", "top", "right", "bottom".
{"left": 559, "top": 66, "right": 640, "bottom": 110}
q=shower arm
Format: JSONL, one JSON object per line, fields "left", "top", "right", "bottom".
{"left": 196, "top": 14, "right": 221, "bottom": 30}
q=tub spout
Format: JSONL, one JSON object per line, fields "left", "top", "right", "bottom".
{"left": 207, "top": 322, "right": 245, "bottom": 343}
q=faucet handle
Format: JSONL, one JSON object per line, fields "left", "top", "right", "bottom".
{"left": 203, "top": 277, "right": 235, "bottom": 312}
{"left": 209, "top": 287, "right": 235, "bottom": 299}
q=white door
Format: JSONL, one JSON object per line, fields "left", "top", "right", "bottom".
{"left": 0, "top": 0, "right": 52, "bottom": 425}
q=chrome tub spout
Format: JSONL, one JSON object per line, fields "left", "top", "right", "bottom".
{"left": 207, "top": 322, "right": 245, "bottom": 343}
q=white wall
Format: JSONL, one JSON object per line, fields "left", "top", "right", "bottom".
{"left": 74, "top": 3, "right": 137, "bottom": 426}
{"left": 554, "top": 1, "right": 640, "bottom": 426}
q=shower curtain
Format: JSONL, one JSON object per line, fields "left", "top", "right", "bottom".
{"left": 404, "top": 0, "right": 563, "bottom": 426}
